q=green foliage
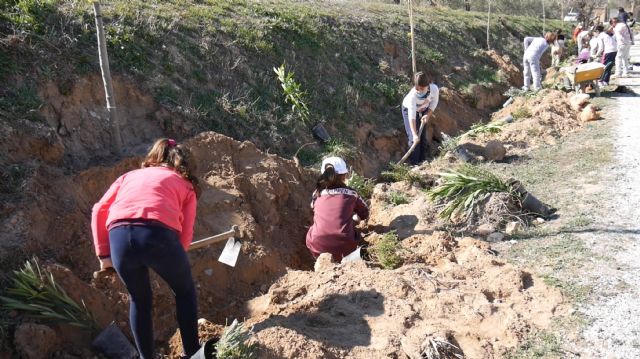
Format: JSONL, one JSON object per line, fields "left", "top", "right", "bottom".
{"left": 1, "top": 0, "right": 58, "bottom": 35}
{"left": 427, "top": 164, "right": 514, "bottom": 220}
{"left": 512, "top": 107, "right": 532, "bottom": 120}
{"left": 323, "top": 139, "right": 357, "bottom": 161}
{"left": 505, "top": 330, "right": 562, "bottom": 359}
{"left": 387, "top": 191, "right": 409, "bottom": 206}
{"left": 274, "top": 64, "right": 311, "bottom": 126}
{"left": 0, "top": 84, "right": 43, "bottom": 121}
{"left": 0, "top": 258, "right": 97, "bottom": 331}
{"left": 380, "top": 163, "right": 427, "bottom": 186}
{"left": 346, "top": 172, "right": 374, "bottom": 199}
{"left": 370, "top": 231, "right": 403, "bottom": 270}
{"left": 214, "top": 319, "right": 257, "bottom": 359}
{"left": 466, "top": 121, "right": 505, "bottom": 137}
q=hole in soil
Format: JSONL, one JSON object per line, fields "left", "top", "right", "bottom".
{"left": 521, "top": 271, "right": 534, "bottom": 290}
{"left": 482, "top": 290, "right": 496, "bottom": 303}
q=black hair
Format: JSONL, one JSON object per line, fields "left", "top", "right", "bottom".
{"left": 316, "top": 166, "right": 347, "bottom": 192}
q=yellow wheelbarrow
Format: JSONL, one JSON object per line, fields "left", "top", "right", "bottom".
{"left": 564, "top": 62, "right": 605, "bottom": 96}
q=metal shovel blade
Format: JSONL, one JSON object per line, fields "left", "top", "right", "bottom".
{"left": 218, "top": 238, "right": 241, "bottom": 267}
{"left": 341, "top": 247, "right": 361, "bottom": 264}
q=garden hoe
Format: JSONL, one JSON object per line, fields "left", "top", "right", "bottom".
{"left": 91, "top": 225, "right": 242, "bottom": 358}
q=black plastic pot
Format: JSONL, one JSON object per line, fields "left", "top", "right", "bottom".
{"left": 190, "top": 338, "right": 218, "bottom": 359}
{"left": 312, "top": 123, "right": 331, "bottom": 143}
{"left": 91, "top": 322, "right": 138, "bottom": 359}
{"left": 521, "top": 192, "right": 557, "bottom": 217}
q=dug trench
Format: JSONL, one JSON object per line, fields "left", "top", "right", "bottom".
{"left": 0, "top": 59, "right": 586, "bottom": 359}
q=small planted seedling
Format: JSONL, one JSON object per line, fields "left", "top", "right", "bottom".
{"left": 369, "top": 231, "right": 403, "bottom": 270}
{"left": 214, "top": 319, "right": 257, "bottom": 359}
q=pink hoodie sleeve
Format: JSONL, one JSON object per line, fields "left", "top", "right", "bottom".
{"left": 179, "top": 189, "right": 197, "bottom": 251}
{"left": 91, "top": 176, "right": 124, "bottom": 257}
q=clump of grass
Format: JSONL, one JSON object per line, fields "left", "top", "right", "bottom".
{"left": 380, "top": 163, "right": 427, "bottom": 186}
{"left": 369, "top": 232, "right": 403, "bottom": 270}
{"left": 347, "top": 172, "right": 374, "bottom": 199}
{"left": 387, "top": 191, "right": 409, "bottom": 206}
{"left": 512, "top": 107, "right": 532, "bottom": 120}
{"left": 427, "top": 164, "right": 515, "bottom": 221}
{"left": 214, "top": 319, "right": 257, "bottom": 359}
{"left": 0, "top": 258, "right": 97, "bottom": 331}
{"left": 438, "top": 133, "right": 462, "bottom": 157}
{"left": 324, "top": 139, "right": 357, "bottom": 161}
{"left": 466, "top": 121, "right": 504, "bottom": 137}
{"left": 274, "top": 64, "right": 311, "bottom": 126}
{"left": 504, "top": 87, "right": 537, "bottom": 98}
{"left": 505, "top": 329, "right": 562, "bottom": 359}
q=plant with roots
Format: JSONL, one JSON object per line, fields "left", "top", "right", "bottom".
{"left": 421, "top": 336, "right": 464, "bottom": 359}
{"left": 273, "top": 64, "right": 311, "bottom": 127}
{"left": 427, "top": 164, "right": 516, "bottom": 221}
{"left": 0, "top": 258, "right": 97, "bottom": 331}
{"left": 214, "top": 319, "right": 257, "bottom": 359}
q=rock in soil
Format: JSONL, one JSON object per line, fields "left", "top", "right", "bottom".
{"left": 580, "top": 104, "right": 600, "bottom": 122}
{"left": 477, "top": 223, "right": 496, "bottom": 236}
{"left": 484, "top": 140, "right": 507, "bottom": 161}
{"left": 14, "top": 323, "right": 58, "bottom": 359}
{"left": 487, "top": 232, "right": 506, "bottom": 242}
{"left": 314, "top": 253, "right": 335, "bottom": 272}
{"left": 570, "top": 93, "right": 591, "bottom": 111}
{"left": 505, "top": 221, "right": 524, "bottom": 235}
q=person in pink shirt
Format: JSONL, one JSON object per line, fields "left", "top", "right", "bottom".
{"left": 306, "top": 157, "right": 369, "bottom": 262}
{"left": 91, "top": 138, "right": 200, "bottom": 359}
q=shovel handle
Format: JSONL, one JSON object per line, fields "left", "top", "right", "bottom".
{"left": 189, "top": 225, "right": 240, "bottom": 251}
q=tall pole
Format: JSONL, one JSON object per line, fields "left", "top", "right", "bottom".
{"left": 487, "top": 0, "right": 491, "bottom": 50}
{"left": 561, "top": 0, "right": 564, "bottom": 24}
{"left": 93, "top": 2, "right": 123, "bottom": 155}
{"left": 408, "top": 0, "right": 417, "bottom": 75}
{"left": 542, "top": 0, "right": 546, "bottom": 33}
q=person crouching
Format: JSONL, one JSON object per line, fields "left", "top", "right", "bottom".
{"left": 306, "top": 157, "right": 369, "bottom": 262}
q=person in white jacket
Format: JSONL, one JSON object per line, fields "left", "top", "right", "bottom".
{"left": 613, "top": 17, "right": 634, "bottom": 77}
{"left": 401, "top": 71, "right": 439, "bottom": 165}
{"left": 522, "top": 32, "right": 557, "bottom": 91}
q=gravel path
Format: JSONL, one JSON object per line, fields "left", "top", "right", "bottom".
{"left": 576, "top": 94, "right": 640, "bottom": 358}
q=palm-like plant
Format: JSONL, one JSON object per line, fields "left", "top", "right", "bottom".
{"left": 214, "top": 319, "right": 257, "bottom": 359}
{"left": 466, "top": 121, "right": 504, "bottom": 137}
{"left": 0, "top": 258, "right": 97, "bottom": 331}
{"left": 428, "top": 164, "right": 515, "bottom": 220}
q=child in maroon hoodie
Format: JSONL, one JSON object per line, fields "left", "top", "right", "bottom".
{"left": 306, "top": 157, "right": 369, "bottom": 262}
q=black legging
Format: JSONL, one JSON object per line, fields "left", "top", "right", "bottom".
{"left": 109, "top": 223, "right": 199, "bottom": 358}
{"left": 601, "top": 51, "right": 617, "bottom": 84}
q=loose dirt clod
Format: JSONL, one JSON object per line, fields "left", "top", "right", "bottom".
{"left": 14, "top": 323, "right": 58, "bottom": 359}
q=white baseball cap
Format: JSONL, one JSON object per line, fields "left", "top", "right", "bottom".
{"left": 321, "top": 156, "right": 348, "bottom": 175}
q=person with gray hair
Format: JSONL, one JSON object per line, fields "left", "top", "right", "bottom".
{"left": 522, "top": 32, "right": 557, "bottom": 91}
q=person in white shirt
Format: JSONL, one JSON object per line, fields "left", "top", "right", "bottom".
{"left": 589, "top": 28, "right": 601, "bottom": 61}
{"left": 551, "top": 29, "right": 565, "bottom": 67}
{"left": 522, "top": 32, "right": 557, "bottom": 91}
{"left": 576, "top": 29, "right": 591, "bottom": 54}
{"left": 598, "top": 23, "right": 618, "bottom": 85}
{"left": 401, "top": 72, "right": 439, "bottom": 165}
{"left": 612, "top": 17, "right": 634, "bottom": 77}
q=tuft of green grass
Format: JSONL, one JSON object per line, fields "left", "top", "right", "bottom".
{"left": 466, "top": 121, "right": 505, "bottom": 137}
{"left": 0, "top": 258, "right": 97, "bottom": 331}
{"left": 387, "top": 191, "right": 409, "bottom": 206}
{"left": 505, "top": 329, "right": 563, "bottom": 359}
{"left": 427, "top": 164, "right": 514, "bottom": 220}
{"left": 380, "top": 163, "right": 428, "bottom": 186}
{"left": 323, "top": 139, "right": 357, "bottom": 161}
{"left": 346, "top": 172, "right": 374, "bottom": 199}
{"left": 512, "top": 107, "right": 532, "bottom": 120}
{"left": 214, "top": 319, "right": 257, "bottom": 359}
{"left": 369, "top": 231, "right": 403, "bottom": 270}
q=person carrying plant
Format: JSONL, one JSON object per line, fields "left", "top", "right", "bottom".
{"left": 401, "top": 71, "right": 440, "bottom": 165}
{"left": 522, "top": 32, "right": 557, "bottom": 92}
{"left": 91, "top": 138, "right": 200, "bottom": 359}
{"left": 306, "top": 157, "right": 369, "bottom": 262}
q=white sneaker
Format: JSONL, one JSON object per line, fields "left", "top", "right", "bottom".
{"left": 521, "top": 86, "right": 529, "bottom": 91}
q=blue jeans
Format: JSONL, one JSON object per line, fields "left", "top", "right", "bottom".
{"left": 109, "top": 223, "right": 199, "bottom": 358}
{"left": 402, "top": 106, "right": 428, "bottom": 165}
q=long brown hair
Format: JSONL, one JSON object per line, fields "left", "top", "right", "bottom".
{"left": 142, "top": 138, "right": 201, "bottom": 197}
{"left": 316, "top": 166, "right": 347, "bottom": 192}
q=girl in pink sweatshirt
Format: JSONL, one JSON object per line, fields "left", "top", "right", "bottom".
{"left": 91, "top": 138, "right": 200, "bottom": 359}
{"left": 306, "top": 157, "right": 369, "bottom": 262}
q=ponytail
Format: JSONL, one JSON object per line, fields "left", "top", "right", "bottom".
{"left": 316, "top": 165, "right": 346, "bottom": 192}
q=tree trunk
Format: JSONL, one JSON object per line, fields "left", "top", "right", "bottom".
{"left": 93, "top": 2, "right": 123, "bottom": 155}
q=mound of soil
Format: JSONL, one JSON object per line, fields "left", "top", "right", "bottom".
{"left": 200, "top": 233, "right": 566, "bottom": 358}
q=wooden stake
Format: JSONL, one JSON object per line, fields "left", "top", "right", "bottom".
{"left": 93, "top": 1, "right": 123, "bottom": 155}
{"left": 486, "top": 0, "right": 491, "bottom": 50}
{"left": 542, "top": 0, "right": 546, "bottom": 33}
{"left": 408, "top": 0, "right": 417, "bottom": 75}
